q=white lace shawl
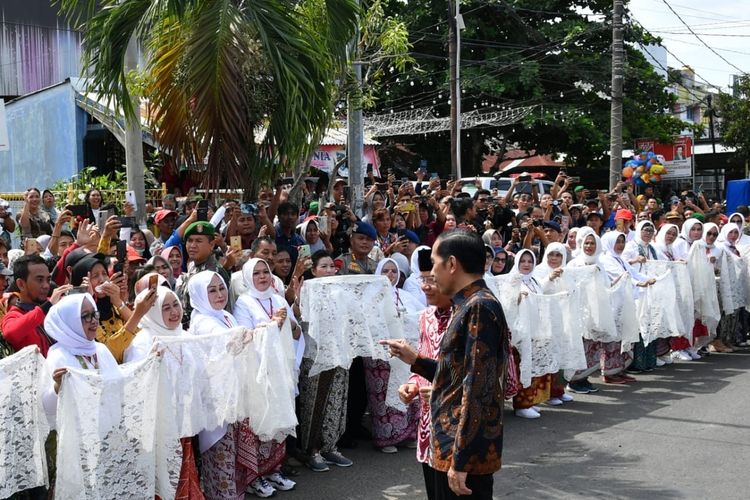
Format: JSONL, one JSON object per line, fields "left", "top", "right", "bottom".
{"left": 487, "top": 274, "right": 587, "bottom": 387}
{"left": 643, "top": 260, "right": 695, "bottom": 336}
{"left": 55, "top": 355, "right": 181, "bottom": 500}
{"left": 635, "top": 269, "right": 683, "bottom": 345}
{"left": 299, "top": 275, "right": 403, "bottom": 377}
{"left": 0, "top": 347, "right": 50, "bottom": 498}
{"left": 606, "top": 274, "right": 641, "bottom": 351}
{"left": 385, "top": 308, "right": 422, "bottom": 411}
{"left": 717, "top": 250, "right": 749, "bottom": 313}
{"left": 687, "top": 241, "right": 721, "bottom": 334}
{"left": 55, "top": 322, "right": 296, "bottom": 500}
{"left": 561, "top": 266, "right": 619, "bottom": 342}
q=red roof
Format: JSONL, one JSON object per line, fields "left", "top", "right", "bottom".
{"left": 481, "top": 150, "right": 564, "bottom": 174}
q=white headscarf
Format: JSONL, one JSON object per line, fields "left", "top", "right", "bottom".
{"left": 297, "top": 218, "right": 325, "bottom": 253}
{"left": 241, "top": 258, "right": 279, "bottom": 300}
{"left": 654, "top": 223, "right": 680, "bottom": 259}
{"left": 634, "top": 220, "right": 656, "bottom": 247}
{"left": 719, "top": 223, "right": 741, "bottom": 253}
{"left": 570, "top": 227, "right": 602, "bottom": 265}
{"left": 533, "top": 242, "right": 567, "bottom": 280}
{"left": 188, "top": 270, "right": 233, "bottom": 324}
{"left": 601, "top": 231, "right": 625, "bottom": 256}
{"left": 390, "top": 252, "right": 411, "bottom": 280}
{"left": 680, "top": 218, "right": 703, "bottom": 244}
{"left": 137, "top": 287, "right": 183, "bottom": 337}
{"left": 702, "top": 222, "right": 720, "bottom": 250}
{"left": 376, "top": 257, "right": 423, "bottom": 313}
{"left": 44, "top": 293, "right": 98, "bottom": 356}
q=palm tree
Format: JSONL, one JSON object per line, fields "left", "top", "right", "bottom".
{"left": 60, "top": 0, "right": 358, "bottom": 191}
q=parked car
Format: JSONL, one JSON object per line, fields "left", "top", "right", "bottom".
{"left": 459, "top": 176, "right": 554, "bottom": 197}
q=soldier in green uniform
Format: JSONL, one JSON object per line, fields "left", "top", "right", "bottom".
{"left": 175, "top": 221, "right": 233, "bottom": 327}
{"left": 335, "top": 222, "right": 379, "bottom": 275}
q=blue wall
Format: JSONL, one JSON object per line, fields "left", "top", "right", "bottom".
{"left": 0, "top": 83, "right": 82, "bottom": 191}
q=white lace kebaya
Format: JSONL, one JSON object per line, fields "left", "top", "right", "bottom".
{"left": 0, "top": 346, "right": 51, "bottom": 499}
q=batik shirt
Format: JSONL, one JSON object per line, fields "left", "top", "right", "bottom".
{"left": 411, "top": 279, "right": 509, "bottom": 474}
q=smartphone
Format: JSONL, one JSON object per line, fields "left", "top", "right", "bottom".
{"left": 568, "top": 176, "right": 581, "bottom": 183}
{"left": 401, "top": 177, "right": 409, "bottom": 184}
{"left": 113, "top": 240, "right": 127, "bottom": 273}
{"left": 317, "top": 215, "right": 328, "bottom": 235}
{"left": 197, "top": 199, "right": 209, "bottom": 221}
{"left": 342, "top": 186, "right": 351, "bottom": 201}
{"left": 66, "top": 204, "right": 88, "bottom": 218}
{"left": 376, "top": 183, "right": 388, "bottom": 191}
{"left": 66, "top": 286, "right": 89, "bottom": 295}
{"left": 440, "top": 179, "right": 448, "bottom": 190}
{"left": 125, "top": 190, "right": 137, "bottom": 210}
{"left": 430, "top": 172, "right": 439, "bottom": 179}
{"left": 230, "top": 235, "right": 242, "bottom": 252}
{"left": 298, "top": 244, "right": 311, "bottom": 261}
{"left": 519, "top": 174, "right": 532, "bottom": 182}
{"left": 97, "top": 208, "right": 115, "bottom": 230}
{"left": 560, "top": 215, "right": 570, "bottom": 232}
{"left": 117, "top": 216, "right": 136, "bottom": 228}
{"left": 149, "top": 273, "right": 159, "bottom": 291}
{"left": 366, "top": 163, "right": 373, "bottom": 174}
{"left": 401, "top": 202, "right": 416, "bottom": 213}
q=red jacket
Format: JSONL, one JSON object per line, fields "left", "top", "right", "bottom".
{"left": 1, "top": 302, "right": 53, "bottom": 357}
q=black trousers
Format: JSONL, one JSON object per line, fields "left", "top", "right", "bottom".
{"left": 433, "top": 468, "right": 494, "bottom": 500}
{"left": 422, "top": 463, "right": 437, "bottom": 500}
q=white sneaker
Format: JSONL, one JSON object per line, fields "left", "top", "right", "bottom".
{"left": 380, "top": 445, "right": 398, "bottom": 454}
{"left": 546, "top": 398, "right": 564, "bottom": 406}
{"left": 515, "top": 408, "right": 541, "bottom": 419}
{"left": 655, "top": 357, "right": 666, "bottom": 367}
{"left": 248, "top": 478, "right": 276, "bottom": 498}
{"left": 531, "top": 406, "right": 541, "bottom": 412}
{"left": 264, "top": 472, "right": 295, "bottom": 491}
{"left": 560, "top": 393, "right": 574, "bottom": 402}
{"left": 687, "top": 349, "right": 701, "bottom": 360}
{"left": 658, "top": 354, "right": 673, "bottom": 365}
{"left": 671, "top": 350, "right": 692, "bottom": 361}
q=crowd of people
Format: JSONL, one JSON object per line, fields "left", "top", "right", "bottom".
{"left": 1, "top": 169, "right": 749, "bottom": 500}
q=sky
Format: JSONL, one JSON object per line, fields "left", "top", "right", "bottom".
{"left": 628, "top": 0, "right": 749, "bottom": 92}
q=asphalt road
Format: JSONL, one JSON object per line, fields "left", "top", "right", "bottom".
{"left": 262, "top": 350, "right": 750, "bottom": 500}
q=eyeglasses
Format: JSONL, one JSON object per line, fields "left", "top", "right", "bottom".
{"left": 495, "top": 258, "right": 507, "bottom": 263}
{"left": 642, "top": 227, "right": 655, "bottom": 233}
{"left": 80, "top": 311, "right": 101, "bottom": 323}
{"left": 707, "top": 231, "right": 719, "bottom": 236}
{"left": 417, "top": 276, "right": 437, "bottom": 286}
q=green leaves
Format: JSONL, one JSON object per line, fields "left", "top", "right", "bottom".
{"left": 59, "top": 0, "right": 358, "bottom": 191}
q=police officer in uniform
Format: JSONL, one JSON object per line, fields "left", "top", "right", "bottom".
{"left": 335, "top": 222, "right": 379, "bottom": 275}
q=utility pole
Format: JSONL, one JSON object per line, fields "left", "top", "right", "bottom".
{"left": 124, "top": 35, "right": 146, "bottom": 223}
{"left": 449, "top": 0, "right": 464, "bottom": 179}
{"left": 347, "top": 0, "right": 364, "bottom": 216}
{"left": 608, "top": 0, "right": 624, "bottom": 190}
{"left": 706, "top": 93, "right": 721, "bottom": 199}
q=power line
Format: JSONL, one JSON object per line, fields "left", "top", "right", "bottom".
{"left": 659, "top": 0, "right": 746, "bottom": 74}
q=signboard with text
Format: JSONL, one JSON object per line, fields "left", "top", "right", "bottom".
{"left": 634, "top": 136, "right": 693, "bottom": 179}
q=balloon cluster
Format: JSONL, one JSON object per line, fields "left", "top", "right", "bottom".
{"left": 622, "top": 151, "right": 667, "bottom": 186}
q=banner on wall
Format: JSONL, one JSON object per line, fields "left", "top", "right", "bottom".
{"left": 0, "top": 99, "right": 9, "bottom": 152}
{"left": 310, "top": 145, "right": 381, "bottom": 177}
{"left": 634, "top": 136, "right": 693, "bottom": 179}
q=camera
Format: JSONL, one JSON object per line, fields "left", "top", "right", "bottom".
{"left": 552, "top": 199, "right": 561, "bottom": 207}
{"left": 532, "top": 219, "right": 542, "bottom": 227}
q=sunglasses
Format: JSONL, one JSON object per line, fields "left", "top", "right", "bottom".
{"left": 81, "top": 311, "right": 101, "bottom": 323}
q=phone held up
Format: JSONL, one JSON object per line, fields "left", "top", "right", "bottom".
{"left": 197, "top": 199, "right": 209, "bottom": 221}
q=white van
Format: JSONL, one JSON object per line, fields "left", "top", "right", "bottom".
{"left": 459, "top": 176, "right": 554, "bottom": 197}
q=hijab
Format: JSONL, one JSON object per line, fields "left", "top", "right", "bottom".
{"left": 70, "top": 255, "right": 114, "bottom": 320}
{"left": 297, "top": 218, "right": 325, "bottom": 253}
{"left": 680, "top": 218, "right": 703, "bottom": 244}
{"left": 375, "top": 258, "right": 400, "bottom": 288}
{"left": 493, "top": 247, "right": 509, "bottom": 275}
{"left": 634, "top": 220, "right": 655, "bottom": 247}
{"left": 654, "top": 223, "right": 679, "bottom": 258}
{"left": 188, "top": 270, "right": 234, "bottom": 325}
{"left": 571, "top": 227, "right": 602, "bottom": 265}
{"left": 511, "top": 248, "right": 536, "bottom": 278}
{"left": 44, "top": 293, "right": 98, "bottom": 356}
{"left": 482, "top": 229, "right": 503, "bottom": 254}
{"left": 137, "top": 287, "right": 183, "bottom": 337}
{"left": 161, "top": 246, "right": 183, "bottom": 277}
{"left": 533, "top": 242, "right": 567, "bottom": 281}
{"left": 719, "top": 223, "right": 741, "bottom": 255}
{"left": 390, "top": 252, "right": 411, "bottom": 281}
{"left": 601, "top": 231, "right": 625, "bottom": 256}
{"left": 702, "top": 222, "right": 720, "bottom": 249}
{"left": 241, "top": 258, "right": 279, "bottom": 300}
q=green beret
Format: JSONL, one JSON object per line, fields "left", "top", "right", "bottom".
{"left": 184, "top": 221, "right": 215, "bottom": 239}
{"left": 690, "top": 213, "right": 705, "bottom": 223}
